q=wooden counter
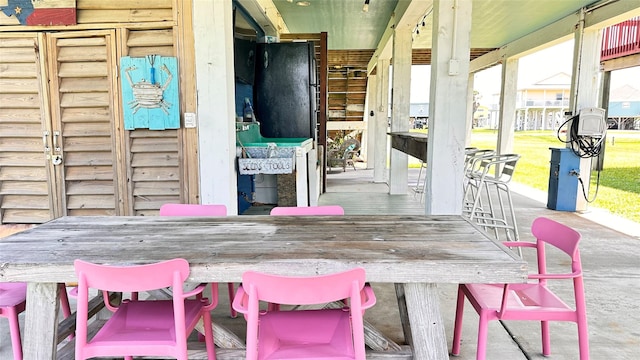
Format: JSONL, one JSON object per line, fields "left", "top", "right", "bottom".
{"left": 388, "top": 132, "right": 429, "bottom": 162}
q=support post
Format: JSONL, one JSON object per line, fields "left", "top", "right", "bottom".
{"left": 569, "top": 12, "right": 603, "bottom": 211}
{"left": 374, "top": 59, "right": 390, "bottom": 183}
{"left": 193, "top": 0, "right": 237, "bottom": 213}
{"left": 389, "top": 26, "right": 412, "bottom": 195}
{"left": 425, "top": 0, "right": 473, "bottom": 215}
{"left": 497, "top": 58, "right": 519, "bottom": 155}
{"left": 365, "top": 74, "right": 378, "bottom": 168}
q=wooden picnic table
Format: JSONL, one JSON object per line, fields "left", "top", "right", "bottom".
{"left": 0, "top": 215, "right": 527, "bottom": 360}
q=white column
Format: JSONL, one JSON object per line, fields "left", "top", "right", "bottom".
{"left": 570, "top": 23, "right": 603, "bottom": 211}
{"left": 465, "top": 73, "right": 475, "bottom": 146}
{"left": 365, "top": 74, "right": 378, "bottom": 168}
{"left": 389, "top": 26, "right": 412, "bottom": 195}
{"left": 193, "top": 0, "right": 237, "bottom": 214}
{"left": 424, "top": 0, "right": 472, "bottom": 216}
{"left": 374, "top": 59, "right": 390, "bottom": 183}
{"left": 497, "top": 58, "right": 518, "bottom": 154}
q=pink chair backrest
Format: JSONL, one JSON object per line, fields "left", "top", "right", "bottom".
{"left": 269, "top": 205, "right": 344, "bottom": 216}
{"left": 159, "top": 203, "right": 227, "bottom": 216}
{"left": 241, "top": 268, "right": 365, "bottom": 305}
{"left": 531, "top": 217, "right": 581, "bottom": 257}
{"left": 74, "top": 258, "right": 190, "bottom": 293}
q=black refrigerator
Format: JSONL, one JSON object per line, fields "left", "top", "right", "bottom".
{"left": 254, "top": 42, "right": 317, "bottom": 140}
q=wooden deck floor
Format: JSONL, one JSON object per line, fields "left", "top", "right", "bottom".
{"left": 320, "top": 167, "right": 426, "bottom": 215}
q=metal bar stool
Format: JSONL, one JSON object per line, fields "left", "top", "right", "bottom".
{"left": 464, "top": 153, "right": 521, "bottom": 249}
{"left": 462, "top": 149, "right": 495, "bottom": 216}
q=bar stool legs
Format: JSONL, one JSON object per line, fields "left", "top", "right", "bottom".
{"left": 463, "top": 153, "right": 521, "bottom": 254}
{"left": 413, "top": 160, "right": 427, "bottom": 203}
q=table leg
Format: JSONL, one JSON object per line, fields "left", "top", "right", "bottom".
{"left": 24, "top": 282, "right": 60, "bottom": 359}
{"left": 396, "top": 283, "right": 448, "bottom": 360}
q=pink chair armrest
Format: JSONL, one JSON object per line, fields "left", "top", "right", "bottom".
{"left": 184, "top": 283, "right": 219, "bottom": 311}
{"left": 528, "top": 270, "right": 583, "bottom": 280}
{"left": 361, "top": 284, "right": 376, "bottom": 310}
{"left": 502, "top": 241, "right": 536, "bottom": 248}
{"left": 182, "top": 283, "right": 207, "bottom": 298}
{"left": 232, "top": 285, "right": 249, "bottom": 315}
{"left": 101, "top": 290, "right": 120, "bottom": 312}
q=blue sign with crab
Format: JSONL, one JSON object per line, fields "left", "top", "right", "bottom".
{"left": 121, "top": 55, "right": 179, "bottom": 130}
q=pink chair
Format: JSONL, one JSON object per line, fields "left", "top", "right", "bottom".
{"left": 159, "top": 203, "right": 236, "bottom": 317}
{"left": 74, "top": 258, "right": 217, "bottom": 360}
{"left": 0, "top": 283, "right": 72, "bottom": 360}
{"left": 268, "top": 205, "right": 346, "bottom": 310}
{"left": 451, "top": 217, "right": 589, "bottom": 360}
{"left": 159, "top": 203, "right": 227, "bottom": 216}
{"left": 269, "top": 205, "right": 345, "bottom": 216}
{"left": 232, "top": 268, "right": 376, "bottom": 360}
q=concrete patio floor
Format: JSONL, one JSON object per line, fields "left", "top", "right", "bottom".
{"left": 1, "top": 167, "right": 638, "bottom": 359}
{"left": 319, "top": 167, "right": 640, "bottom": 359}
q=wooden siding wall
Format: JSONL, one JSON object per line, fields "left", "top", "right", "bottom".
{"left": 0, "top": 0, "right": 192, "bottom": 222}
{"left": 328, "top": 67, "right": 368, "bottom": 121}
{"left": 120, "top": 28, "right": 182, "bottom": 216}
{"left": 327, "top": 50, "right": 373, "bottom": 124}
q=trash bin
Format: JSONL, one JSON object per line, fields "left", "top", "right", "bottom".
{"left": 547, "top": 148, "right": 580, "bottom": 211}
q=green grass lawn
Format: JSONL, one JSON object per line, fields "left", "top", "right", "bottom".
{"left": 468, "top": 129, "right": 640, "bottom": 224}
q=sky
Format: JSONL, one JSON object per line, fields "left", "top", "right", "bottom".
{"left": 410, "top": 40, "right": 640, "bottom": 104}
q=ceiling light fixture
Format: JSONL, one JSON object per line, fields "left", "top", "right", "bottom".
{"left": 296, "top": 1, "right": 310, "bottom": 6}
{"left": 363, "top": 0, "right": 370, "bottom": 12}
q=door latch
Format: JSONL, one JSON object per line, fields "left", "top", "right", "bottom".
{"left": 43, "top": 131, "right": 63, "bottom": 165}
{"left": 42, "top": 131, "right": 51, "bottom": 159}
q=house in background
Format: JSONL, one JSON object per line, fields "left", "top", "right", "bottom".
{"left": 515, "top": 72, "right": 571, "bottom": 131}
{"left": 484, "top": 71, "right": 640, "bottom": 131}
{"left": 608, "top": 84, "right": 640, "bottom": 129}
{"left": 473, "top": 105, "right": 490, "bottom": 127}
{"left": 410, "top": 103, "right": 429, "bottom": 129}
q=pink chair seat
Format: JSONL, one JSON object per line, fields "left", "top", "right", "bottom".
{"left": 1, "top": 282, "right": 72, "bottom": 360}
{"left": 233, "top": 268, "right": 376, "bottom": 360}
{"left": 258, "top": 309, "right": 354, "bottom": 359}
{"left": 0, "top": 283, "right": 27, "bottom": 308}
{"left": 462, "top": 283, "right": 577, "bottom": 321}
{"left": 90, "top": 299, "right": 206, "bottom": 348}
{"left": 74, "top": 258, "right": 217, "bottom": 360}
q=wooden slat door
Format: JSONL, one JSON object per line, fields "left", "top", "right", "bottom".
{"left": 0, "top": 34, "right": 53, "bottom": 223}
{"left": 46, "top": 31, "right": 124, "bottom": 217}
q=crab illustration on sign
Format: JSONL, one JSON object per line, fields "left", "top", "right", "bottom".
{"left": 120, "top": 55, "right": 180, "bottom": 130}
{"left": 125, "top": 63, "right": 172, "bottom": 114}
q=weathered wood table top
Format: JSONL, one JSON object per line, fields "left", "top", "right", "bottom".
{"left": 0, "top": 215, "right": 525, "bottom": 284}
{"left": 0, "top": 215, "right": 527, "bottom": 360}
